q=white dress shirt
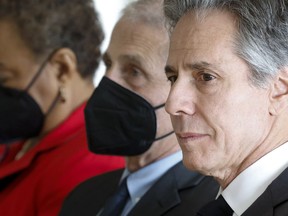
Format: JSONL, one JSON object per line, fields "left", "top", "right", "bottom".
{"left": 220, "top": 142, "right": 288, "bottom": 216}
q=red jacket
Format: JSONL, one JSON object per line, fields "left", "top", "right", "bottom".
{"left": 0, "top": 103, "right": 125, "bottom": 216}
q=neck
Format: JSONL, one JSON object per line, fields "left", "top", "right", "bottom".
{"left": 40, "top": 80, "right": 94, "bottom": 136}
{"left": 126, "top": 135, "right": 180, "bottom": 172}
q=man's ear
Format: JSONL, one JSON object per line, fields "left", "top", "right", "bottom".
{"left": 269, "top": 67, "right": 288, "bottom": 115}
{"left": 49, "top": 48, "right": 78, "bottom": 83}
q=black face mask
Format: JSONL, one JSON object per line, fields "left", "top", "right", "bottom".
{"left": 85, "top": 77, "right": 174, "bottom": 156}
{"left": 0, "top": 51, "right": 59, "bottom": 144}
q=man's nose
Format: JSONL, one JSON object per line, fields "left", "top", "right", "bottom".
{"left": 165, "top": 81, "right": 196, "bottom": 116}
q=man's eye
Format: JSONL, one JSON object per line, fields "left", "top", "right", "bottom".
{"left": 121, "top": 65, "right": 147, "bottom": 89}
{"left": 197, "top": 73, "right": 216, "bottom": 82}
{"left": 129, "top": 68, "right": 141, "bottom": 77}
{"left": 167, "top": 75, "right": 177, "bottom": 85}
{"left": 122, "top": 66, "right": 143, "bottom": 79}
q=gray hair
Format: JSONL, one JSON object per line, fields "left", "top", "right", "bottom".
{"left": 164, "top": 0, "right": 288, "bottom": 87}
{"left": 119, "top": 0, "right": 169, "bottom": 62}
{"left": 121, "top": 0, "right": 165, "bottom": 30}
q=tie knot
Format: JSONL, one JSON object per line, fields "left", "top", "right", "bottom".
{"left": 197, "top": 195, "right": 233, "bottom": 216}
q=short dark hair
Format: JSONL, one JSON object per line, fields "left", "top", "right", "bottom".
{"left": 0, "top": 0, "right": 104, "bottom": 79}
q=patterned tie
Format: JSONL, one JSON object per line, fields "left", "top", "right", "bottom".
{"left": 197, "top": 195, "right": 234, "bottom": 216}
{"left": 100, "top": 177, "right": 129, "bottom": 216}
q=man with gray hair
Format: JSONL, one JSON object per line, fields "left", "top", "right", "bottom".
{"left": 164, "top": 0, "right": 288, "bottom": 215}
{"left": 59, "top": 0, "right": 218, "bottom": 215}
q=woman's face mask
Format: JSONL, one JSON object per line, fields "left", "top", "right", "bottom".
{"left": 0, "top": 50, "right": 59, "bottom": 144}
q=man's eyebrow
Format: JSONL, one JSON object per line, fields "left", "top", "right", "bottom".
{"left": 165, "top": 61, "right": 215, "bottom": 74}
{"left": 165, "top": 65, "right": 177, "bottom": 74}
{"left": 186, "top": 61, "right": 212, "bottom": 70}
{"left": 102, "top": 52, "right": 147, "bottom": 73}
{"left": 118, "top": 54, "right": 144, "bottom": 67}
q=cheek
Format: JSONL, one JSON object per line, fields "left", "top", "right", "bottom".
{"left": 152, "top": 85, "right": 170, "bottom": 105}
{"left": 210, "top": 92, "right": 270, "bottom": 155}
{"left": 155, "top": 90, "right": 174, "bottom": 136}
{"left": 156, "top": 108, "right": 173, "bottom": 134}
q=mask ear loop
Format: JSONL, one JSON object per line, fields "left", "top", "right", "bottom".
{"left": 152, "top": 102, "right": 175, "bottom": 141}
{"left": 25, "top": 49, "right": 62, "bottom": 116}
{"left": 154, "top": 103, "right": 165, "bottom": 110}
{"left": 45, "top": 90, "right": 62, "bottom": 116}
{"left": 154, "top": 130, "right": 175, "bottom": 141}
{"left": 25, "top": 49, "right": 60, "bottom": 92}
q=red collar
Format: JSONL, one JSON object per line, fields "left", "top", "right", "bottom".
{"left": 0, "top": 102, "right": 87, "bottom": 178}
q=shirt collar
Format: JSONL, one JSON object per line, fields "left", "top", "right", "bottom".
{"left": 122, "top": 151, "right": 182, "bottom": 205}
{"left": 222, "top": 141, "right": 288, "bottom": 216}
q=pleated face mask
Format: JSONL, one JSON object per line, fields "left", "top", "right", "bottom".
{"left": 85, "top": 77, "right": 174, "bottom": 156}
{"left": 0, "top": 49, "right": 59, "bottom": 144}
{"left": 0, "top": 85, "right": 44, "bottom": 144}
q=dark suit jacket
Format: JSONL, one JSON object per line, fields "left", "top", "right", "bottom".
{"left": 242, "top": 167, "right": 288, "bottom": 216}
{"left": 59, "top": 162, "right": 218, "bottom": 216}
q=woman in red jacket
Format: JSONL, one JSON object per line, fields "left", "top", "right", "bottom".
{"left": 0, "top": 1, "right": 125, "bottom": 215}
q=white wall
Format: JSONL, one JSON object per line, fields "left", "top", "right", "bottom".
{"left": 93, "top": 0, "right": 133, "bottom": 86}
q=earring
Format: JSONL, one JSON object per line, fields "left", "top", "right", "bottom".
{"left": 59, "top": 86, "right": 66, "bottom": 103}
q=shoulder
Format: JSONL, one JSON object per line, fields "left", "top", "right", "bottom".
{"left": 59, "top": 169, "right": 124, "bottom": 216}
{"left": 243, "top": 167, "right": 288, "bottom": 216}
{"left": 129, "top": 162, "right": 218, "bottom": 216}
{"left": 66, "top": 168, "right": 124, "bottom": 200}
{"left": 158, "top": 161, "right": 219, "bottom": 201}
{"left": 160, "top": 161, "right": 211, "bottom": 188}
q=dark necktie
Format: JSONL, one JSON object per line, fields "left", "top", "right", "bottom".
{"left": 197, "top": 195, "right": 234, "bottom": 216}
{"left": 100, "top": 177, "right": 129, "bottom": 216}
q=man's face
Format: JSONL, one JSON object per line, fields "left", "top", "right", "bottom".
{"left": 165, "top": 10, "right": 273, "bottom": 179}
{"left": 104, "top": 19, "right": 170, "bottom": 105}
{"left": 104, "top": 19, "right": 176, "bottom": 169}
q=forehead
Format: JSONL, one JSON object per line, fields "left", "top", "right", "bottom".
{"left": 107, "top": 19, "right": 168, "bottom": 69}
{"left": 168, "top": 9, "right": 238, "bottom": 69}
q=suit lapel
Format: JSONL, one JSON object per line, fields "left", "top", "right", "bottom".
{"left": 243, "top": 167, "right": 288, "bottom": 216}
{"left": 128, "top": 162, "right": 205, "bottom": 216}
